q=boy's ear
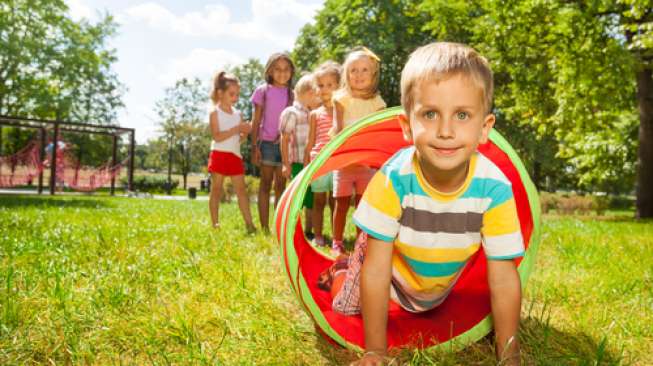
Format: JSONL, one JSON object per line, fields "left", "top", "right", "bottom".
{"left": 398, "top": 112, "right": 412, "bottom": 142}
{"left": 479, "top": 113, "right": 496, "bottom": 144}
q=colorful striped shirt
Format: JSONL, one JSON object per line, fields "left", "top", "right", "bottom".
{"left": 310, "top": 108, "right": 333, "bottom": 161}
{"left": 352, "top": 147, "right": 524, "bottom": 313}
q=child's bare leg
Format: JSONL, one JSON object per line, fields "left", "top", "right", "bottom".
{"left": 231, "top": 174, "right": 255, "bottom": 231}
{"left": 272, "top": 166, "right": 286, "bottom": 208}
{"left": 333, "top": 196, "right": 351, "bottom": 242}
{"left": 312, "top": 192, "right": 327, "bottom": 243}
{"left": 258, "top": 165, "right": 274, "bottom": 231}
{"left": 304, "top": 208, "right": 313, "bottom": 233}
{"left": 209, "top": 173, "right": 224, "bottom": 227}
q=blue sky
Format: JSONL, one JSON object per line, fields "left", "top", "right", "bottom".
{"left": 66, "top": 0, "right": 323, "bottom": 143}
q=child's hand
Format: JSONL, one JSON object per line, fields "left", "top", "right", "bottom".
{"left": 350, "top": 352, "right": 389, "bottom": 366}
{"left": 239, "top": 122, "right": 251, "bottom": 134}
{"left": 282, "top": 163, "right": 291, "bottom": 178}
{"left": 303, "top": 155, "right": 310, "bottom": 166}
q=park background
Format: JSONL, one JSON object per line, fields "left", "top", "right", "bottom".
{"left": 1, "top": 0, "right": 652, "bottom": 365}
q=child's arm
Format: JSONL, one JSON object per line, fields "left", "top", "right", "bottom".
{"left": 334, "top": 100, "right": 344, "bottom": 134}
{"left": 304, "top": 111, "right": 317, "bottom": 166}
{"left": 280, "top": 131, "right": 291, "bottom": 178}
{"left": 209, "top": 111, "right": 239, "bottom": 142}
{"left": 358, "top": 236, "right": 394, "bottom": 364}
{"left": 250, "top": 104, "right": 263, "bottom": 166}
{"left": 487, "top": 259, "right": 522, "bottom": 365}
{"left": 239, "top": 117, "right": 251, "bottom": 143}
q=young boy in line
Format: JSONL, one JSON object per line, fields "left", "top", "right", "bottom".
{"left": 323, "top": 42, "right": 524, "bottom": 366}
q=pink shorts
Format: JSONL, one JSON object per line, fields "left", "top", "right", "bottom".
{"left": 332, "top": 165, "right": 375, "bottom": 198}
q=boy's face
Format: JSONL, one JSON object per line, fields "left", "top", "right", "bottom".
{"left": 400, "top": 73, "right": 495, "bottom": 188}
{"left": 298, "top": 88, "right": 320, "bottom": 110}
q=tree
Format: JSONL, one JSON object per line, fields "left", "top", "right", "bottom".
{"left": 0, "top": 0, "right": 124, "bottom": 171}
{"left": 153, "top": 78, "right": 208, "bottom": 191}
{"left": 456, "top": 1, "right": 649, "bottom": 214}
{"left": 291, "top": 0, "right": 432, "bottom": 107}
{"left": 0, "top": 0, "right": 124, "bottom": 122}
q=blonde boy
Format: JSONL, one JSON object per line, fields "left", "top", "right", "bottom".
{"left": 331, "top": 42, "right": 523, "bottom": 365}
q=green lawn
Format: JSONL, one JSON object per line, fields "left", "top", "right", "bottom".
{"left": 1, "top": 195, "right": 651, "bottom": 365}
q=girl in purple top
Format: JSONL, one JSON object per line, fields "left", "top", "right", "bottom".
{"left": 250, "top": 52, "right": 295, "bottom": 232}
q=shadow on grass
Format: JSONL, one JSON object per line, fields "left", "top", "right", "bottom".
{"left": 312, "top": 314, "right": 626, "bottom": 366}
{"left": 0, "top": 194, "right": 112, "bottom": 209}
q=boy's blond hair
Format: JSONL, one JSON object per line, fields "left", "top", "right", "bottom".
{"left": 294, "top": 73, "right": 316, "bottom": 97}
{"left": 401, "top": 42, "right": 493, "bottom": 115}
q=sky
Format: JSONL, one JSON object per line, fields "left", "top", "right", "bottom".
{"left": 65, "top": 0, "right": 323, "bottom": 143}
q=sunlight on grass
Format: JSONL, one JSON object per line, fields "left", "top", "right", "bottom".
{"left": 1, "top": 196, "right": 651, "bottom": 365}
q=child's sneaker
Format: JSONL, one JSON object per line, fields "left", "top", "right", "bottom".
{"left": 331, "top": 240, "right": 345, "bottom": 256}
{"left": 304, "top": 231, "right": 315, "bottom": 241}
{"left": 313, "top": 235, "right": 325, "bottom": 247}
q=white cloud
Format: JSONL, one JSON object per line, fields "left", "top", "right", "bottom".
{"left": 125, "top": 1, "right": 321, "bottom": 48}
{"left": 159, "top": 48, "right": 245, "bottom": 85}
{"left": 66, "top": 0, "right": 95, "bottom": 21}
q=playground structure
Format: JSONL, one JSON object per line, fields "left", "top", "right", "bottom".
{"left": 0, "top": 115, "right": 135, "bottom": 194}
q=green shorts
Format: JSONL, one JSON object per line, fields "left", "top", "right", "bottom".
{"left": 291, "top": 163, "right": 313, "bottom": 209}
{"left": 311, "top": 171, "right": 333, "bottom": 193}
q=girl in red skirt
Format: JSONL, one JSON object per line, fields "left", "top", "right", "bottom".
{"left": 208, "top": 71, "right": 256, "bottom": 233}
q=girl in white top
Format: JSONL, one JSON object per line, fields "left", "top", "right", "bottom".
{"left": 207, "top": 71, "right": 256, "bottom": 233}
{"left": 330, "top": 47, "right": 386, "bottom": 254}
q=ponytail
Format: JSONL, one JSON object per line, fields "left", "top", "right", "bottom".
{"left": 210, "top": 71, "right": 239, "bottom": 104}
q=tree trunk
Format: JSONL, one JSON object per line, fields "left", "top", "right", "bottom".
{"left": 167, "top": 145, "right": 173, "bottom": 195}
{"left": 636, "top": 67, "right": 653, "bottom": 218}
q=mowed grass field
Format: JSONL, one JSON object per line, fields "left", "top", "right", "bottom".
{"left": 0, "top": 195, "right": 651, "bottom": 365}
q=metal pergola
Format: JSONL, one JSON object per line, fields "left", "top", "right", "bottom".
{"left": 0, "top": 115, "right": 135, "bottom": 195}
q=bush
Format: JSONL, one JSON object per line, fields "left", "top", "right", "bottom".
{"left": 539, "top": 192, "right": 630, "bottom": 216}
{"left": 121, "top": 175, "right": 179, "bottom": 193}
{"left": 220, "top": 175, "right": 260, "bottom": 202}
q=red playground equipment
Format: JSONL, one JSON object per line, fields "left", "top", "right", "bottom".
{"left": 0, "top": 115, "right": 135, "bottom": 194}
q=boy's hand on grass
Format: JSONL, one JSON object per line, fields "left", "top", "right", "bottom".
{"left": 350, "top": 351, "right": 392, "bottom": 366}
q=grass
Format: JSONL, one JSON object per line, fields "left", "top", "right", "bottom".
{"left": 0, "top": 195, "right": 651, "bottom": 365}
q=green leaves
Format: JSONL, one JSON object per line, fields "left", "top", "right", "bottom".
{"left": 0, "top": 0, "right": 124, "bottom": 123}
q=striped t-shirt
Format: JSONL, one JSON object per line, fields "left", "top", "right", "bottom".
{"left": 352, "top": 146, "right": 524, "bottom": 313}
{"left": 309, "top": 108, "right": 333, "bottom": 161}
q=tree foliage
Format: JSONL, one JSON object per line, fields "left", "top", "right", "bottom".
{"left": 292, "top": 0, "right": 653, "bottom": 212}
{"left": 153, "top": 78, "right": 209, "bottom": 189}
{"left": 0, "top": 0, "right": 124, "bottom": 122}
{"left": 0, "top": 0, "right": 125, "bottom": 169}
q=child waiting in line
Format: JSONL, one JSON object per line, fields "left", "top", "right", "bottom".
{"left": 305, "top": 61, "right": 341, "bottom": 247}
{"left": 280, "top": 73, "right": 321, "bottom": 239}
{"left": 250, "top": 52, "right": 295, "bottom": 232}
{"left": 330, "top": 47, "right": 386, "bottom": 255}
{"left": 322, "top": 42, "right": 524, "bottom": 366}
{"left": 207, "top": 71, "right": 256, "bottom": 233}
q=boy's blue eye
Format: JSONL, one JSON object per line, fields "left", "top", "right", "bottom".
{"left": 424, "top": 111, "right": 437, "bottom": 120}
{"left": 456, "top": 111, "right": 469, "bottom": 120}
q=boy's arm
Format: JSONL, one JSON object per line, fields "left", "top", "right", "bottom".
{"left": 359, "top": 236, "right": 393, "bottom": 363}
{"left": 487, "top": 259, "right": 521, "bottom": 365}
{"left": 304, "top": 112, "right": 317, "bottom": 166}
{"left": 280, "top": 132, "right": 291, "bottom": 178}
